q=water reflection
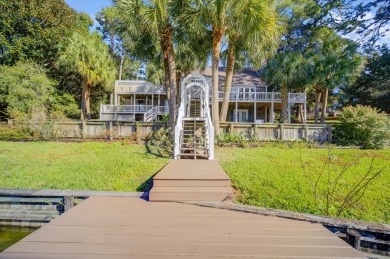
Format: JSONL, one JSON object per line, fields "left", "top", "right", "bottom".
{"left": 0, "top": 226, "right": 38, "bottom": 252}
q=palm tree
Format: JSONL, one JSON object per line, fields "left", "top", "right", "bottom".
{"left": 58, "top": 32, "right": 117, "bottom": 120}
{"left": 261, "top": 52, "right": 307, "bottom": 123}
{"left": 306, "top": 29, "right": 365, "bottom": 124}
{"left": 179, "top": 0, "right": 234, "bottom": 135}
{"left": 220, "top": 0, "right": 280, "bottom": 122}
{"left": 116, "top": 0, "right": 178, "bottom": 133}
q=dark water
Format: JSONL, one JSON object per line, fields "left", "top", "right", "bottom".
{"left": 0, "top": 226, "right": 37, "bottom": 252}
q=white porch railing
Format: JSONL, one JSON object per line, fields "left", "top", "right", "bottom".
{"left": 144, "top": 106, "right": 168, "bottom": 122}
{"left": 212, "top": 85, "right": 306, "bottom": 103}
{"left": 101, "top": 105, "right": 153, "bottom": 113}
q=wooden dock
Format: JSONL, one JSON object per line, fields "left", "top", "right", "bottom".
{"left": 1, "top": 196, "right": 364, "bottom": 258}
{"left": 149, "top": 160, "right": 232, "bottom": 201}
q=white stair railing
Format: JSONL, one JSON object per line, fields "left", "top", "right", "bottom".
{"left": 174, "top": 74, "right": 214, "bottom": 160}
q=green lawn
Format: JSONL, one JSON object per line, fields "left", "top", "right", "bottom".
{"left": 0, "top": 141, "right": 389, "bottom": 223}
{"left": 0, "top": 142, "right": 169, "bottom": 192}
{"left": 216, "top": 146, "right": 390, "bottom": 223}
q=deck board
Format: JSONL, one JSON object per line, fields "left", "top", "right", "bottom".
{"left": 0, "top": 196, "right": 364, "bottom": 258}
{"left": 153, "top": 160, "right": 229, "bottom": 180}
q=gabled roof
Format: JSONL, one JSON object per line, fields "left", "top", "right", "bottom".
{"left": 194, "top": 67, "right": 268, "bottom": 89}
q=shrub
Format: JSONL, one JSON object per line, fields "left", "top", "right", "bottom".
{"left": 334, "top": 105, "right": 389, "bottom": 149}
{"left": 145, "top": 127, "right": 173, "bottom": 158}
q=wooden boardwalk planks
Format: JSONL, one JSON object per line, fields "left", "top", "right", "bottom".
{"left": 150, "top": 160, "right": 232, "bottom": 201}
{"left": 1, "top": 197, "right": 364, "bottom": 258}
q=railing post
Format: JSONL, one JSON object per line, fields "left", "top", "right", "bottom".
{"left": 81, "top": 120, "right": 87, "bottom": 139}
{"left": 229, "top": 122, "right": 234, "bottom": 133}
{"left": 304, "top": 124, "right": 309, "bottom": 141}
{"left": 279, "top": 123, "right": 284, "bottom": 140}
{"left": 109, "top": 121, "right": 113, "bottom": 141}
{"left": 327, "top": 125, "right": 332, "bottom": 143}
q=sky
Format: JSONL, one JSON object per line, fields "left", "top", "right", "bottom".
{"left": 65, "top": 0, "right": 112, "bottom": 28}
{"left": 65, "top": 0, "right": 388, "bottom": 47}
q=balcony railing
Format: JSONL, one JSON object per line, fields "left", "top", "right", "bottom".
{"left": 216, "top": 91, "right": 306, "bottom": 103}
{"left": 101, "top": 105, "right": 153, "bottom": 113}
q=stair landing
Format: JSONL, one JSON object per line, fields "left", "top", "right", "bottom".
{"left": 149, "top": 160, "right": 232, "bottom": 202}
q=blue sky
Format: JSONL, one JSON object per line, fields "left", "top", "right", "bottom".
{"left": 65, "top": 0, "right": 388, "bottom": 46}
{"left": 65, "top": 0, "right": 112, "bottom": 22}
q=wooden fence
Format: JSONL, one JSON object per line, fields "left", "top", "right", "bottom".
{"left": 7, "top": 120, "right": 332, "bottom": 142}
{"left": 220, "top": 122, "right": 332, "bottom": 143}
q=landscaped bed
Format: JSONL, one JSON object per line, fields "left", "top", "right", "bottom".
{"left": 0, "top": 141, "right": 388, "bottom": 223}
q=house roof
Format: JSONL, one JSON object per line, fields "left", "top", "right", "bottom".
{"left": 194, "top": 67, "right": 268, "bottom": 89}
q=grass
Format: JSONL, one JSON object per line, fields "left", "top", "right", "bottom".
{"left": 0, "top": 141, "right": 388, "bottom": 223}
{"left": 0, "top": 141, "right": 169, "bottom": 192}
{"left": 216, "top": 145, "right": 390, "bottom": 223}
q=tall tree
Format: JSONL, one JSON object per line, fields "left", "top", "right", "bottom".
{"left": 117, "top": 0, "right": 178, "bottom": 133}
{"left": 220, "top": 0, "right": 280, "bottom": 122}
{"left": 180, "top": 0, "right": 235, "bottom": 135}
{"left": 0, "top": 0, "right": 77, "bottom": 67}
{"left": 343, "top": 45, "right": 390, "bottom": 113}
{"left": 58, "top": 32, "right": 117, "bottom": 120}
{"left": 262, "top": 52, "right": 307, "bottom": 123}
{"left": 306, "top": 29, "right": 364, "bottom": 123}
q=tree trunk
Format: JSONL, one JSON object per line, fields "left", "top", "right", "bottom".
{"left": 176, "top": 71, "right": 181, "bottom": 104}
{"left": 161, "top": 28, "right": 177, "bottom": 135}
{"left": 321, "top": 87, "right": 329, "bottom": 124}
{"left": 211, "top": 27, "right": 224, "bottom": 135}
{"left": 85, "top": 84, "right": 92, "bottom": 120}
{"left": 220, "top": 37, "right": 236, "bottom": 122}
{"left": 119, "top": 51, "right": 125, "bottom": 80}
{"left": 314, "top": 89, "right": 322, "bottom": 124}
{"left": 81, "top": 77, "right": 87, "bottom": 120}
{"left": 281, "top": 83, "right": 288, "bottom": 123}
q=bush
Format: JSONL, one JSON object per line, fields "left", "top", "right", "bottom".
{"left": 0, "top": 126, "right": 30, "bottom": 140}
{"left": 334, "top": 105, "right": 389, "bottom": 149}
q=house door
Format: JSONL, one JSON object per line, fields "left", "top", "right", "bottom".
{"left": 232, "top": 109, "right": 248, "bottom": 122}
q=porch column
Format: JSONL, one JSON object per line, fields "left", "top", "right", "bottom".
{"left": 271, "top": 93, "right": 274, "bottom": 123}
{"left": 264, "top": 106, "right": 268, "bottom": 123}
{"left": 254, "top": 87, "right": 257, "bottom": 123}
{"left": 304, "top": 102, "right": 307, "bottom": 124}
{"left": 235, "top": 100, "right": 238, "bottom": 123}
{"left": 152, "top": 94, "right": 154, "bottom": 107}
{"left": 133, "top": 93, "right": 136, "bottom": 121}
{"left": 158, "top": 94, "right": 160, "bottom": 106}
{"left": 254, "top": 103, "right": 257, "bottom": 123}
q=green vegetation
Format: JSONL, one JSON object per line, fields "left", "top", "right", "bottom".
{"left": 0, "top": 142, "right": 169, "bottom": 191}
{"left": 216, "top": 146, "right": 390, "bottom": 223}
{"left": 1, "top": 141, "right": 388, "bottom": 223}
{"left": 334, "top": 105, "right": 390, "bottom": 149}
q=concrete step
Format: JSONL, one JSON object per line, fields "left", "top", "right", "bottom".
{"left": 149, "top": 187, "right": 232, "bottom": 201}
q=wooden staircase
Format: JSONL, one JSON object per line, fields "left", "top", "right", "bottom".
{"left": 150, "top": 74, "right": 229, "bottom": 202}
{"left": 149, "top": 160, "right": 232, "bottom": 201}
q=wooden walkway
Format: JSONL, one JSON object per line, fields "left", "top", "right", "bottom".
{"left": 1, "top": 196, "right": 364, "bottom": 258}
{"left": 150, "top": 160, "right": 232, "bottom": 201}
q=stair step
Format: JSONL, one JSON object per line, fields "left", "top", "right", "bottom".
{"left": 149, "top": 187, "right": 232, "bottom": 202}
{"left": 153, "top": 179, "right": 230, "bottom": 187}
{"left": 180, "top": 147, "right": 208, "bottom": 151}
{"left": 178, "top": 153, "right": 210, "bottom": 158}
